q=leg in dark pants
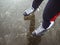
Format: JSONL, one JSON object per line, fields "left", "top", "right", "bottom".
{"left": 42, "top": 0, "right": 60, "bottom": 29}
{"left": 32, "top": 0, "right": 43, "bottom": 10}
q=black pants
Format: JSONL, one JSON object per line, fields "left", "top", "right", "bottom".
{"left": 32, "top": 0, "right": 60, "bottom": 29}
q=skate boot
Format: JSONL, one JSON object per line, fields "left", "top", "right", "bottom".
{"left": 32, "top": 24, "right": 46, "bottom": 37}
{"left": 23, "top": 7, "right": 35, "bottom": 16}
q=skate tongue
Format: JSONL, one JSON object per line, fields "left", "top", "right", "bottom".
{"left": 35, "top": 27, "right": 45, "bottom": 35}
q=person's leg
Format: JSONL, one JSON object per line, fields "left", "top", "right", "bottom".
{"left": 32, "top": 0, "right": 43, "bottom": 10}
{"left": 32, "top": 0, "right": 60, "bottom": 36}
{"left": 42, "top": 0, "right": 60, "bottom": 29}
{"left": 23, "top": 0, "right": 43, "bottom": 16}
